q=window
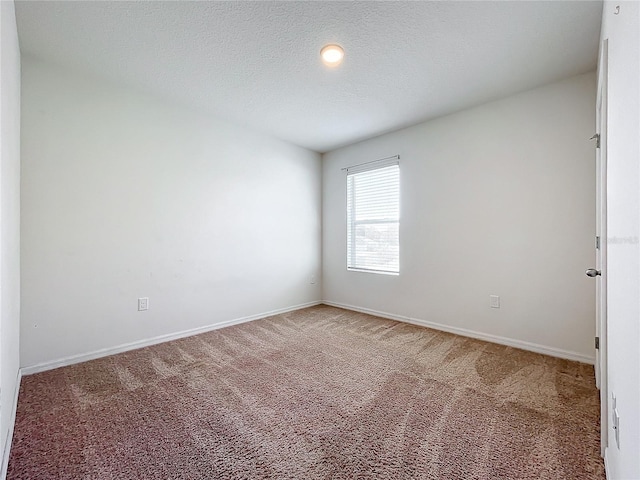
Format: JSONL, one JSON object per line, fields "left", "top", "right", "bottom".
{"left": 346, "top": 160, "right": 399, "bottom": 274}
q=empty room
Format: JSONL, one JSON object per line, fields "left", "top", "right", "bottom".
{"left": 0, "top": 0, "right": 638, "bottom": 479}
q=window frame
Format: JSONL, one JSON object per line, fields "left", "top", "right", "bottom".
{"left": 345, "top": 159, "right": 400, "bottom": 275}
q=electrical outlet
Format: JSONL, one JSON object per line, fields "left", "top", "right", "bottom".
{"left": 138, "top": 297, "right": 149, "bottom": 311}
{"left": 310, "top": 274, "right": 316, "bottom": 284}
{"left": 490, "top": 295, "right": 500, "bottom": 308}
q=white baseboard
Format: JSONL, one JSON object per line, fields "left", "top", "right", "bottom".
{"left": 4, "top": 300, "right": 599, "bottom": 480}
{"left": 21, "top": 301, "right": 321, "bottom": 376}
{"left": 0, "top": 368, "right": 22, "bottom": 480}
{"left": 322, "top": 301, "right": 595, "bottom": 365}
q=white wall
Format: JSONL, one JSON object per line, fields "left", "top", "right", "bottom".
{"left": 600, "top": 2, "right": 640, "bottom": 478}
{"left": 323, "top": 72, "right": 597, "bottom": 361}
{"left": 21, "top": 57, "right": 321, "bottom": 368}
{"left": 0, "top": 0, "right": 21, "bottom": 468}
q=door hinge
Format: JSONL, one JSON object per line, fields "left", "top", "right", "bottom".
{"left": 595, "top": 336, "right": 600, "bottom": 350}
{"left": 590, "top": 133, "right": 601, "bottom": 148}
{"left": 596, "top": 236, "right": 601, "bottom": 250}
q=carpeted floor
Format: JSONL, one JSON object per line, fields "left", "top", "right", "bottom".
{"left": 8, "top": 305, "right": 604, "bottom": 479}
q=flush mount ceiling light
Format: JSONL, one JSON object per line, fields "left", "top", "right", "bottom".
{"left": 320, "top": 44, "right": 344, "bottom": 67}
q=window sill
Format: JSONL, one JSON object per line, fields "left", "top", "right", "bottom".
{"left": 347, "top": 268, "right": 399, "bottom": 276}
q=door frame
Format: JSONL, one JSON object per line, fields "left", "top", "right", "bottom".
{"left": 595, "top": 38, "right": 608, "bottom": 458}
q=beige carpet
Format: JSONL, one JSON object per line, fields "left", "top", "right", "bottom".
{"left": 8, "top": 305, "right": 604, "bottom": 479}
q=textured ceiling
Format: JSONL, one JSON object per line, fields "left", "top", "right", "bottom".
{"left": 15, "top": 1, "right": 602, "bottom": 153}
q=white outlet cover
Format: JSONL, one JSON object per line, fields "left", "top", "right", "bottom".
{"left": 138, "top": 297, "right": 149, "bottom": 311}
{"left": 490, "top": 295, "right": 500, "bottom": 308}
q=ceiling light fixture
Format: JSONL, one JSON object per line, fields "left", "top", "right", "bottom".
{"left": 320, "top": 44, "right": 344, "bottom": 67}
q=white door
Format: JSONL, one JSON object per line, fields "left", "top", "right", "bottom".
{"left": 592, "top": 38, "right": 608, "bottom": 458}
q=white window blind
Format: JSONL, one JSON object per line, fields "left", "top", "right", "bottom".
{"left": 346, "top": 161, "right": 399, "bottom": 274}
